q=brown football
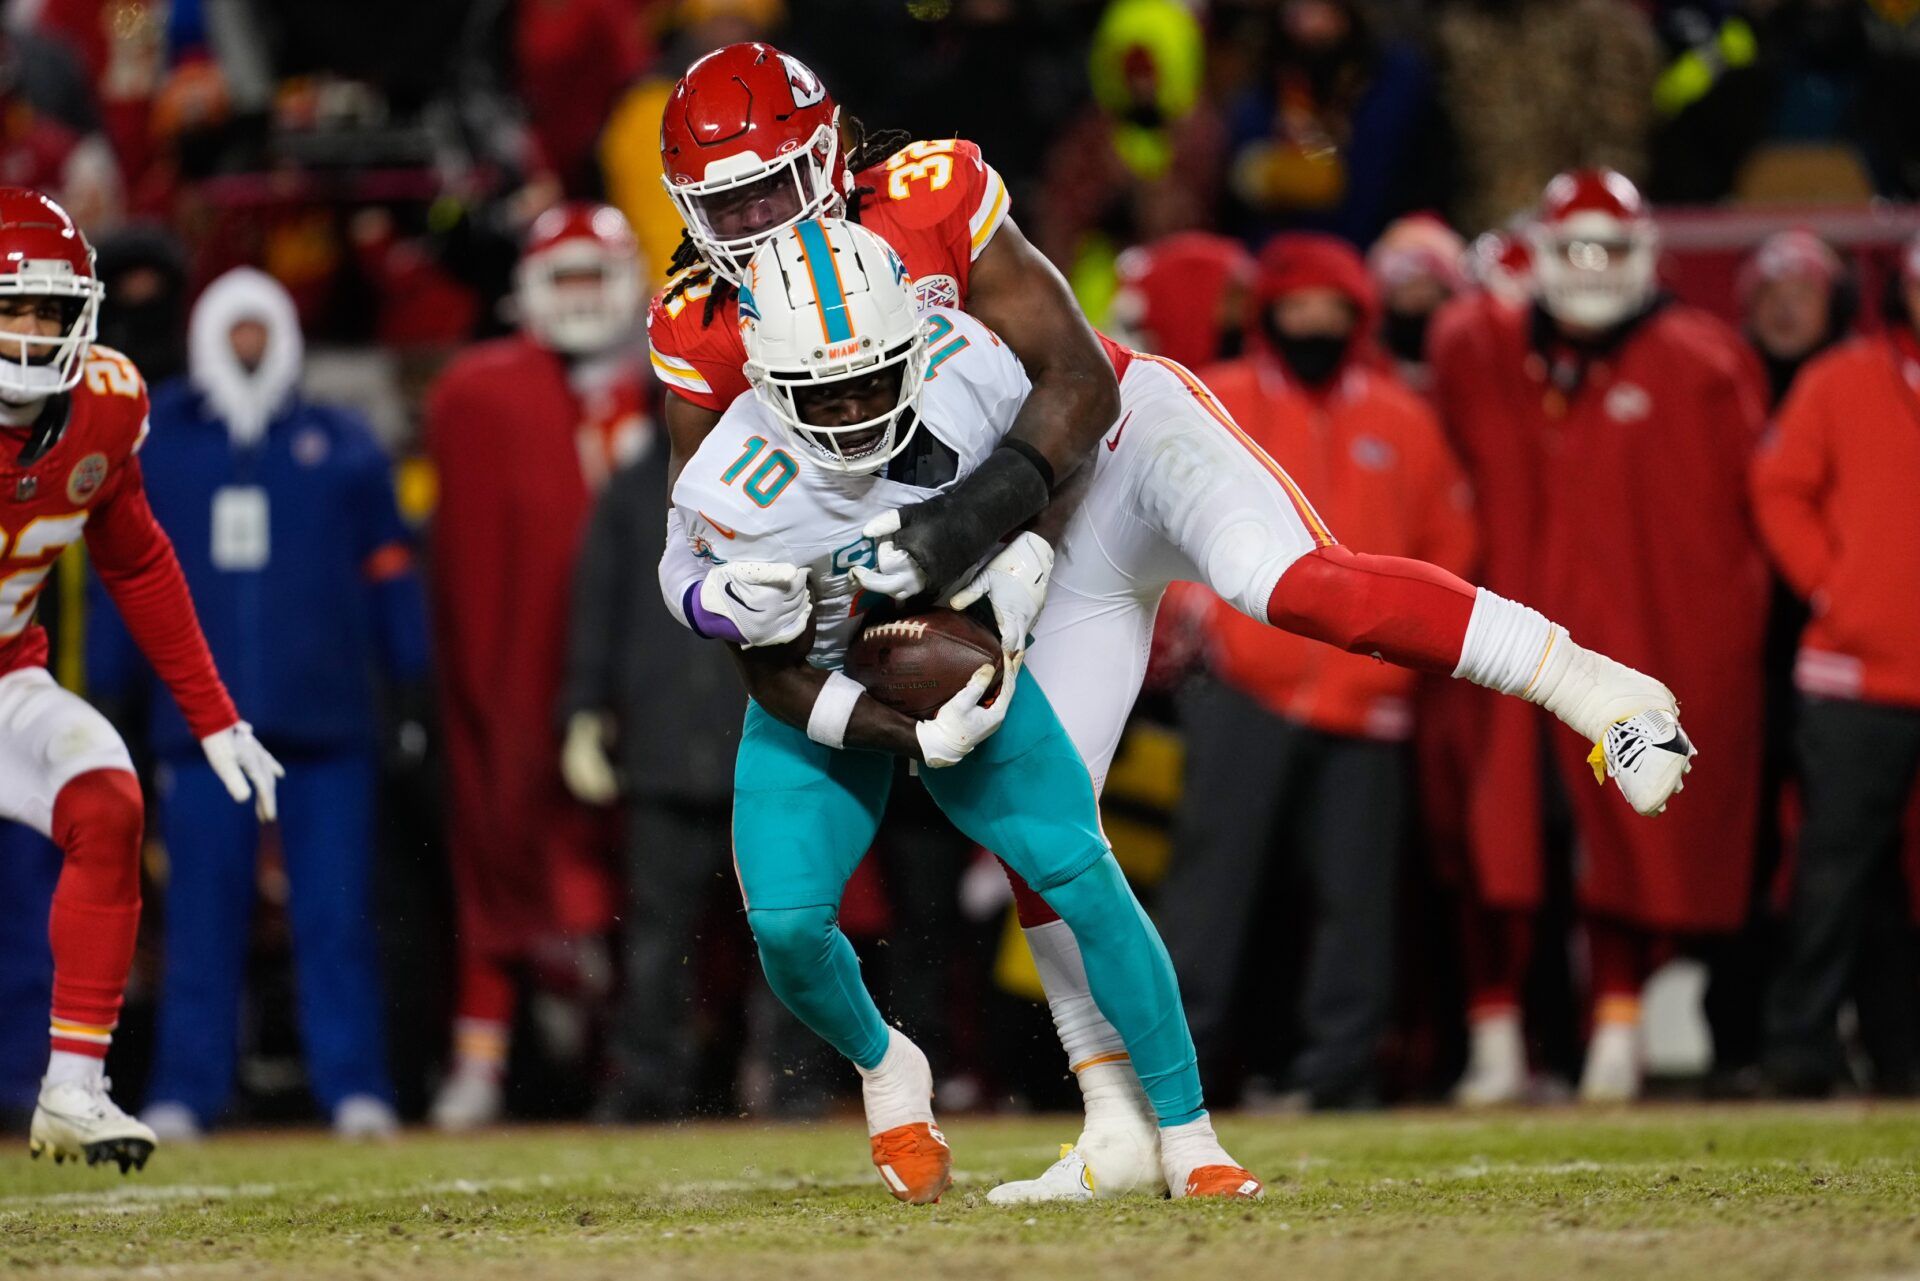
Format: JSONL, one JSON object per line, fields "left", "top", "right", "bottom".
{"left": 843, "top": 608, "right": 1003, "bottom": 719}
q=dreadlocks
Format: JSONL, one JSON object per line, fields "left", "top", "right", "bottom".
{"left": 660, "top": 114, "right": 915, "bottom": 329}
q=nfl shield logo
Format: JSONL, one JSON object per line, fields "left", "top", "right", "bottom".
{"left": 12, "top": 474, "right": 36, "bottom": 502}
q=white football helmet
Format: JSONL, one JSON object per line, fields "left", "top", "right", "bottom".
{"left": 1529, "top": 169, "right": 1658, "bottom": 331}
{"left": 740, "top": 218, "right": 928, "bottom": 474}
{"left": 517, "top": 202, "right": 643, "bottom": 356}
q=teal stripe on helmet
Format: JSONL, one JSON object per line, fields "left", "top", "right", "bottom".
{"left": 795, "top": 219, "right": 853, "bottom": 344}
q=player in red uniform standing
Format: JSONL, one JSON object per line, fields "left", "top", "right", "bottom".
{"left": 1430, "top": 170, "right": 1770, "bottom": 1103}
{"left": 0, "top": 188, "right": 281, "bottom": 1171}
{"left": 424, "top": 203, "right": 647, "bottom": 1130}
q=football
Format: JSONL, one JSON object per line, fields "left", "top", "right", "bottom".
{"left": 843, "top": 608, "right": 1003, "bottom": 719}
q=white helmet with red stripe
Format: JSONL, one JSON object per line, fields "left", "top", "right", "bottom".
{"left": 740, "top": 218, "right": 927, "bottom": 474}
{"left": 517, "top": 202, "right": 642, "bottom": 355}
{"left": 1529, "top": 169, "right": 1658, "bottom": 330}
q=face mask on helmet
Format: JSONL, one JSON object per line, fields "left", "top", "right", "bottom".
{"left": 518, "top": 241, "right": 641, "bottom": 355}
{"left": 0, "top": 278, "right": 99, "bottom": 403}
{"left": 1532, "top": 220, "right": 1656, "bottom": 331}
{"left": 669, "top": 122, "right": 844, "bottom": 287}
{"left": 742, "top": 220, "right": 928, "bottom": 474}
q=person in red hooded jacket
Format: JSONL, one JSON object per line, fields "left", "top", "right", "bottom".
{"left": 1429, "top": 169, "right": 1769, "bottom": 1104}
{"left": 423, "top": 204, "right": 648, "bottom": 1129}
{"left": 1155, "top": 233, "right": 1476, "bottom": 1108}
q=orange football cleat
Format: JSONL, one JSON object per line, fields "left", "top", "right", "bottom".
{"left": 1182, "top": 1165, "right": 1264, "bottom": 1199}
{"left": 870, "top": 1121, "right": 952, "bottom": 1204}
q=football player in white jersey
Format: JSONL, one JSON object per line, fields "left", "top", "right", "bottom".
{"left": 666, "top": 213, "right": 1698, "bottom": 1202}
{"left": 674, "top": 218, "right": 1263, "bottom": 1205}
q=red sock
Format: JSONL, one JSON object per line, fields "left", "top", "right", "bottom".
{"left": 1266, "top": 545, "right": 1477, "bottom": 674}
{"left": 1463, "top": 902, "right": 1533, "bottom": 1018}
{"left": 48, "top": 770, "right": 144, "bottom": 1059}
{"left": 455, "top": 945, "right": 516, "bottom": 1026}
{"left": 1001, "top": 861, "right": 1061, "bottom": 928}
{"left": 1585, "top": 915, "right": 1649, "bottom": 1023}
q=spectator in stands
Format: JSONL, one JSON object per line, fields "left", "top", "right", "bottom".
{"left": 1034, "top": 0, "right": 1224, "bottom": 320}
{"left": 1107, "top": 231, "right": 1255, "bottom": 371}
{"left": 559, "top": 442, "right": 748, "bottom": 1121}
{"left": 1429, "top": 170, "right": 1769, "bottom": 1103}
{"left": 1435, "top": 0, "right": 1657, "bottom": 233}
{"left": 1222, "top": 0, "right": 1445, "bottom": 246}
{"left": 1705, "top": 229, "right": 1858, "bottom": 1091}
{"left": 1156, "top": 233, "right": 1475, "bottom": 1109}
{"left": 516, "top": 0, "right": 648, "bottom": 195}
{"left": 1740, "top": 230, "right": 1854, "bottom": 409}
{"left": 600, "top": 0, "right": 786, "bottom": 288}
{"left": 1367, "top": 213, "right": 1468, "bottom": 396}
{"left": 88, "top": 267, "right": 424, "bottom": 1139}
{"left": 93, "top": 223, "right": 191, "bottom": 384}
{"left": 1752, "top": 233, "right": 1920, "bottom": 1097}
{"left": 423, "top": 204, "right": 645, "bottom": 1130}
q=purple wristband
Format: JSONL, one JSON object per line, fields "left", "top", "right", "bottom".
{"left": 684, "top": 582, "right": 747, "bottom": 644}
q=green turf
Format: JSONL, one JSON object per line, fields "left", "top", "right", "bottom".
{"left": 3, "top": 1104, "right": 1918, "bottom": 1279}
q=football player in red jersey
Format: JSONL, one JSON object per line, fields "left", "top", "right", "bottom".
{"left": 643, "top": 47, "right": 1699, "bottom": 1199}
{"left": 0, "top": 188, "right": 281, "bottom": 1172}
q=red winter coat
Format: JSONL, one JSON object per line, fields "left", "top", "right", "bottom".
{"left": 1752, "top": 331, "right": 1920, "bottom": 711}
{"left": 424, "top": 336, "right": 643, "bottom": 957}
{"left": 1430, "top": 296, "right": 1769, "bottom": 930}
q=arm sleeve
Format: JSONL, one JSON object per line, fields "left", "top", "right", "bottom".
{"left": 1750, "top": 367, "right": 1836, "bottom": 600}
{"left": 84, "top": 458, "right": 238, "bottom": 739}
{"left": 563, "top": 474, "right": 626, "bottom": 720}
{"left": 350, "top": 429, "right": 430, "bottom": 685}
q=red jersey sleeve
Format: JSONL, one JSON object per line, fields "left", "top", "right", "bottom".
{"left": 646, "top": 268, "right": 750, "bottom": 413}
{"left": 84, "top": 397, "right": 239, "bottom": 740}
{"left": 857, "top": 138, "right": 1011, "bottom": 301}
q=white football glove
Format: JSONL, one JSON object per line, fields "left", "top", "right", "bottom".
{"left": 915, "top": 654, "right": 1019, "bottom": 768}
{"left": 200, "top": 721, "right": 285, "bottom": 822}
{"left": 560, "top": 711, "right": 619, "bottom": 805}
{"left": 849, "top": 511, "right": 931, "bottom": 601}
{"left": 700, "top": 561, "right": 813, "bottom": 647}
{"left": 949, "top": 531, "right": 1054, "bottom": 655}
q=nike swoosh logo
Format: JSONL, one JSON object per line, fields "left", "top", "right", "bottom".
{"left": 1105, "top": 411, "right": 1132, "bottom": 452}
{"left": 723, "top": 581, "right": 763, "bottom": 613}
{"left": 699, "top": 510, "right": 738, "bottom": 539}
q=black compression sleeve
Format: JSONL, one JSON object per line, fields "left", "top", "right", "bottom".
{"left": 890, "top": 443, "right": 1053, "bottom": 592}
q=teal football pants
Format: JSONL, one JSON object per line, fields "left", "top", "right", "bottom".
{"left": 733, "top": 674, "right": 1204, "bottom": 1126}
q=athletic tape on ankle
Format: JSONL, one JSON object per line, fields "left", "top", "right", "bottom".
{"left": 807, "top": 671, "right": 865, "bottom": 749}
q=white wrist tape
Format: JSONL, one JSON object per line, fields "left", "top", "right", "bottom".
{"left": 806, "top": 671, "right": 866, "bottom": 749}
{"left": 1452, "top": 588, "right": 1559, "bottom": 696}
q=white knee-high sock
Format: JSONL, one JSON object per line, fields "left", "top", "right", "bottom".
{"left": 1024, "top": 919, "right": 1152, "bottom": 1132}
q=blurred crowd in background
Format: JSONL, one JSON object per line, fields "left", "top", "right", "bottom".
{"left": 1, "top": 0, "right": 1919, "bottom": 1137}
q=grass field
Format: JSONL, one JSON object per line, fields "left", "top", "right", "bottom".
{"left": 3, "top": 1104, "right": 1918, "bottom": 1280}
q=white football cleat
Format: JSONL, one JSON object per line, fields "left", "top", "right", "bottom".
{"left": 1579, "top": 1020, "right": 1643, "bottom": 1103}
{"left": 430, "top": 1062, "right": 503, "bottom": 1132}
{"left": 31, "top": 1077, "right": 156, "bottom": 1173}
{"left": 1589, "top": 708, "right": 1696, "bottom": 816}
{"left": 333, "top": 1094, "right": 400, "bottom": 1140}
{"left": 988, "top": 1144, "right": 1096, "bottom": 1204}
{"left": 1453, "top": 1009, "right": 1528, "bottom": 1107}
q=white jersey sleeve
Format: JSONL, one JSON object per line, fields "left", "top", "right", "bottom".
{"left": 912, "top": 307, "right": 1031, "bottom": 471}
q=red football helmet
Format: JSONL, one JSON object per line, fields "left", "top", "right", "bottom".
{"left": 1529, "top": 169, "right": 1658, "bottom": 330}
{"left": 1108, "top": 232, "right": 1254, "bottom": 369}
{"left": 517, "top": 202, "right": 642, "bottom": 355}
{"left": 658, "top": 42, "right": 846, "bottom": 285}
{"left": 0, "top": 187, "right": 101, "bottom": 402}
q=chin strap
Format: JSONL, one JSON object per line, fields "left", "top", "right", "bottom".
{"left": 14, "top": 394, "right": 69, "bottom": 465}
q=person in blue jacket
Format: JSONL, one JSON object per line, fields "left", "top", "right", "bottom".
{"left": 88, "top": 267, "right": 428, "bottom": 1139}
